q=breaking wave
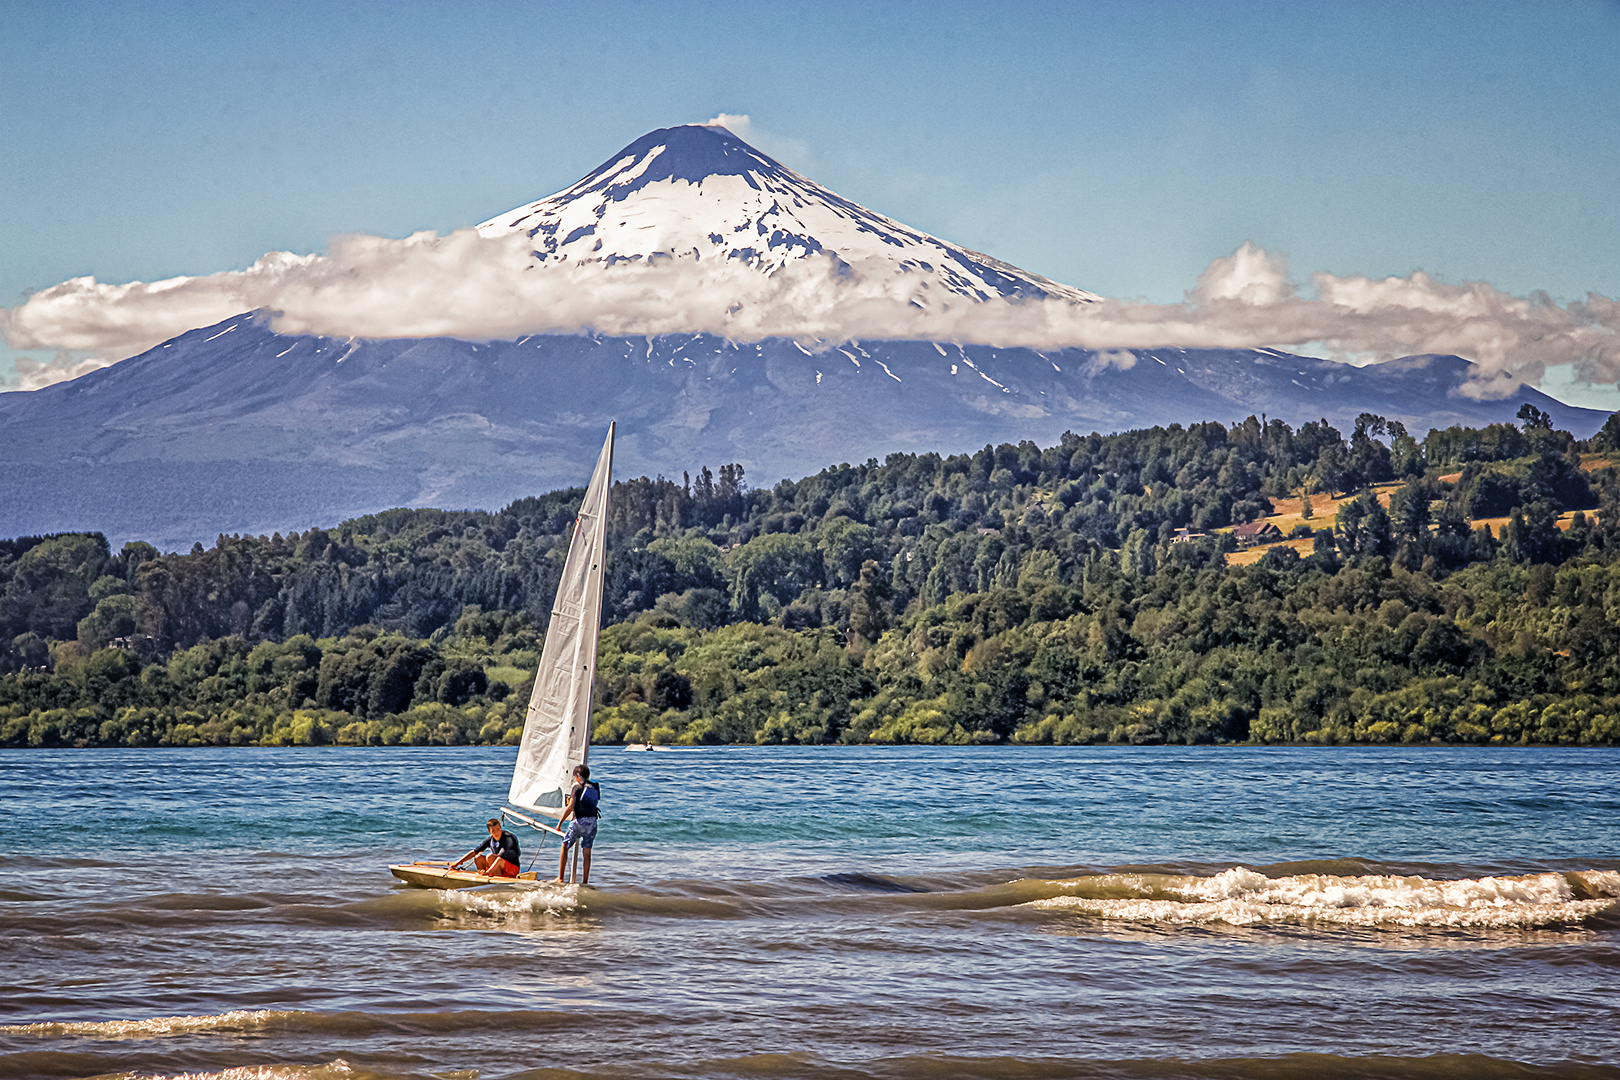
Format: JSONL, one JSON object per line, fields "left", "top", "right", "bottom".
{"left": 91, "top": 1065, "right": 358, "bottom": 1080}
{"left": 1030, "top": 867, "right": 1620, "bottom": 928}
{"left": 0, "top": 1010, "right": 291, "bottom": 1040}
{"left": 437, "top": 883, "right": 581, "bottom": 917}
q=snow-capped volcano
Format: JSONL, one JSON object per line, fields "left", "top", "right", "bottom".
{"left": 477, "top": 123, "right": 1100, "bottom": 309}
{"left": 4, "top": 121, "right": 1610, "bottom": 548}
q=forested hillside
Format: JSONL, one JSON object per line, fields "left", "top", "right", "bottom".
{"left": 5, "top": 407, "right": 1620, "bottom": 748}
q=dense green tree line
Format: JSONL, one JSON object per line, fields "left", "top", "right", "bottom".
{"left": 593, "top": 551, "right": 1620, "bottom": 747}
{"left": 3, "top": 410, "right": 1618, "bottom": 747}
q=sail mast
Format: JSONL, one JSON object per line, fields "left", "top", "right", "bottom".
{"left": 581, "top": 424, "right": 613, "bottom": 771}
{"left": 507, "top": 423, "right": 614, "bottom": 817}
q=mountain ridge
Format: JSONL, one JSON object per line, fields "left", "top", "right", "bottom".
{"left": 3, "top": 123, "right": 1609, "bottom": 549}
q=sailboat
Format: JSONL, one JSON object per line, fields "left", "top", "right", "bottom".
{"left": 389, "top": 423, "right": 614, "bottom": 890}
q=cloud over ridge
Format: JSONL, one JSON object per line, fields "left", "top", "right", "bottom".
{"left": 4, "top": 232, "right": 1618, "bottom": 397}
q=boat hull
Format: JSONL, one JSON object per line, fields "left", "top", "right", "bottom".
{"left": 389, "top": 863, "right": 540, "bottom": 890}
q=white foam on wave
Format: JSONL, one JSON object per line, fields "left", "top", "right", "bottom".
{"left": 1031, "top": 868, "right": 1620, "bottom": 929}
{"left": 0, "top": 1009, "right": 298, "bottom": 1040}
{"left": 102, "top": 1063, "right": 355, "bottom": 1080}
{"left": 439, "top": 883, "right": 580, "bottom": 917}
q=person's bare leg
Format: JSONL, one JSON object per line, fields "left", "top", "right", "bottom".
{"left": 473, "top": 854, "right": 493, "bottom": 874}
{"left": 580, "top": 849, "right": 591, "bottom": 886}
{"left": 554, "top": 843, "right": 570, "bottom": 883}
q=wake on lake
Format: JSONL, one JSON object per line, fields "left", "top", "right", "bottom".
{"left": 1, "top": 745, "right": 1617, "bottom": 1080}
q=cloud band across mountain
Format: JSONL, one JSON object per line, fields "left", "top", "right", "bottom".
{"left": 6, "top": 232, "right": 1617, "bottom": 396}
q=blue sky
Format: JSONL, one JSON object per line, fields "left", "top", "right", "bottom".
{"left": 3, "top": 0, "right": 1617, "bottom": 404}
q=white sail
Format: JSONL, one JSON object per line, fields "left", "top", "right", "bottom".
{"left": 508, "top": 423, "right": 614, "bottom": 817}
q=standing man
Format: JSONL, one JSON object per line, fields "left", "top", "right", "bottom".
{"left": 554, "top": 764, "right": 600, "bottom": 885}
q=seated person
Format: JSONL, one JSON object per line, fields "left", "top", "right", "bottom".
{"left": 453, "top": 818, "right": 521, "bottom": 877}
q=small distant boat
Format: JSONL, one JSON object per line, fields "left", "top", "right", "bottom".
{"left": 390, "top": 423, "right": 614, "bottom": 889}
{"left": 625, "top": 743, "right": 672, "bottom": 752}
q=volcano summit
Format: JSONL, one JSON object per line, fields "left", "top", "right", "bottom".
{"left": 476, "top": 123, "right": 1099, "bottom": 308}
{"left": 0, "top": 124, "right": 1606, "bottom": 549}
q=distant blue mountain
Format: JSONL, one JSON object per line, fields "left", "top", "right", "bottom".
{"left": 1, "top": 312, "right": 1605, "bottom": 550}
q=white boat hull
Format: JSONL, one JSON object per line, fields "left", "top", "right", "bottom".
{"left": 388, "top": 862, "right": 540, "bottom": 890}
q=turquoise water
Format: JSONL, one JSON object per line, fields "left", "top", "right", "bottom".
{"left": 2, "top": 745, "right": 1618, "bottom": 1079}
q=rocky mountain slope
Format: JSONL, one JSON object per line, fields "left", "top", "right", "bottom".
{"left": 2, "top": 311, "right": 1602, "bottom": 550}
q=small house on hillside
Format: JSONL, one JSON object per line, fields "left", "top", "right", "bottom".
{"left": 1232, "top": 520, "right": 1283, "bottom": 548}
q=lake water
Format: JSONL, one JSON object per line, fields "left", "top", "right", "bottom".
{"left": 1, "top": 745, "right": 1617, "bottom": 1080}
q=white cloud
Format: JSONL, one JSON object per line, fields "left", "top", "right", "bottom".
{"left": 701, "top": 112, "right": 812, "bottom": 173}
{"left": 14, "top": 352, "right": 118, "bottom": 391}
{"left": 703, "top": 113, "right": 752, "bottom": 138}
{"left": 1194, "top": 243, "right": 1294, "bottom": 306}
{"left": 1092, "top": 349, "right": 1138, "bottom": 372}
{"left": 4, "top": 231, "right": 1618, "bottom": 399}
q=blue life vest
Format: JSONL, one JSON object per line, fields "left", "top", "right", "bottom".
{"left": 576, "top": 780, "right": 601, "bottom": 817}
